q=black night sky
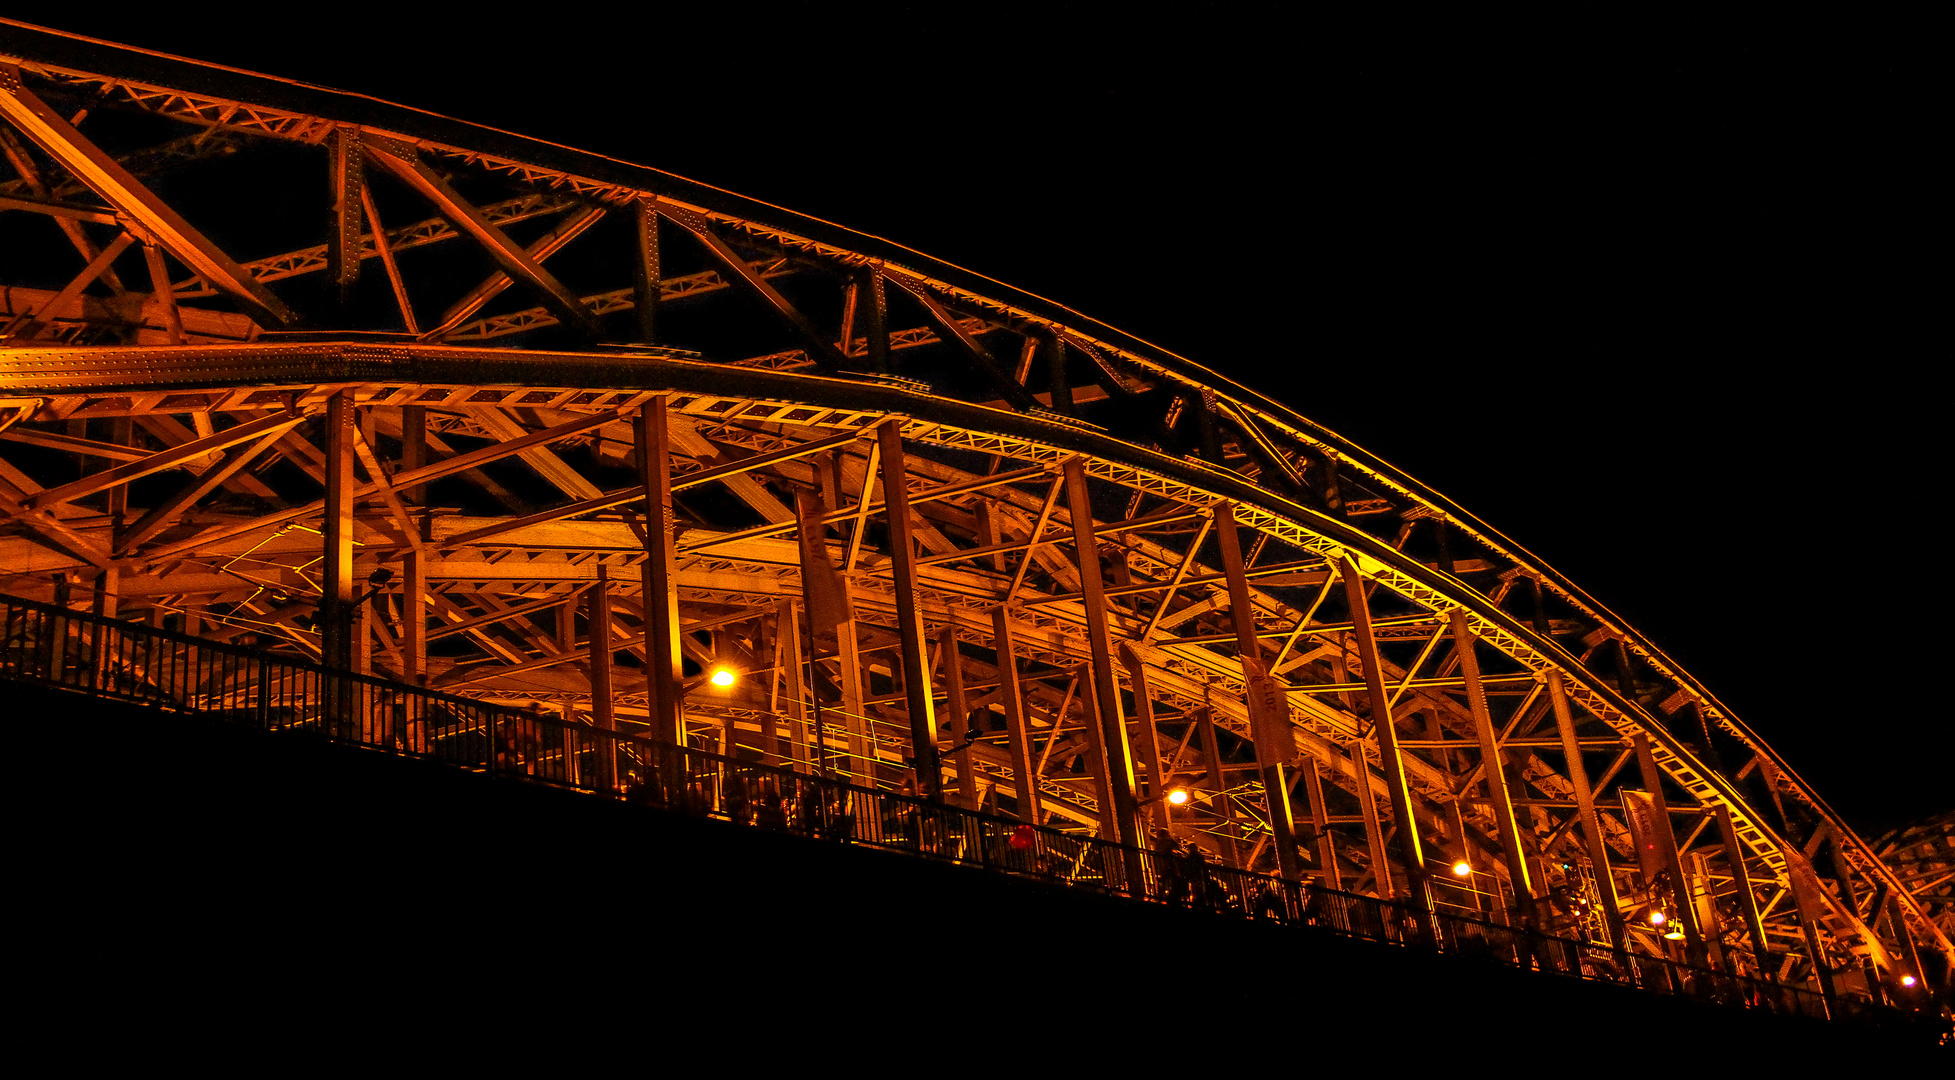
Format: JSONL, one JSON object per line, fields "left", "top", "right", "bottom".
{"left": 7, "top": 14, "right": 1943, "bottom": 836}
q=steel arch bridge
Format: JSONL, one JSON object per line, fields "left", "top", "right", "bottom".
{"left": 1, "top": 21, "right": 1945, "bottom": 1018}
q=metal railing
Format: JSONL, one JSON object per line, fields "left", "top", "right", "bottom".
{"left": 0, "top": 592, "right": 1868, "bottom": 1026}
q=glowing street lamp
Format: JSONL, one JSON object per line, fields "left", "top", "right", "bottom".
{"left": 708, "top": 666, "right": 738, "bottom": 688}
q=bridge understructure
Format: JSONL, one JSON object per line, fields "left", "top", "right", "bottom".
{"left": 1, "top": 22, "right": 1947, "bottom": 1030}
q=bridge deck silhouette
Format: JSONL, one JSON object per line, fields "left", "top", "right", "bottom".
{"left": 0, "top": 590, "right": 1855, "bottom": 1026}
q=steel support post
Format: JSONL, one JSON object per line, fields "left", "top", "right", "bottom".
{"left": 400, "top": 405, "right": 428, "bottom": 685}
{"left": 1073, "top": 659, "right": 1145, "bottom": 891}
{"left": 863, "top": 264, "right": 889, "bottom": 373}
{"left": 589, "top": 567, "right": 616, "bottom": 792}
{"left": 993, "top": 608, "right": 1041, "bottom": 824}
{"left": 1301, "top": 759, "right": 1338, "bottom": 888}
{"left": 1119, "top": 643, "right": 1172, "bottom": 835}
{"left": 1215, "top": 503, "right": 1303, "bottom": 880}
{"left": 779, "top": 599, "right": 811, "bottom": 773}
{"left": 940, "top": 624, "right": 976, "bottom": 808}
{"left": 1061, "top": 458, "right": 1142, "bottom": 850}
{"left": 1449, "top": 609, "right": 1535, "bottom": 923}
{"left": 634, "top": 400, "right": 685, "bottom": 745}
{"left": 831, "top": 595, "right": 872, "bottom": 783}
{"left": 1632, "top": 734, "right": 1710, "bottom": 970}
{"left": 631, "top": 196, "right": 660, "bottom": 344}
{"left": 1352, "top": 735, "right": 1393, "bottom": 896}
{"left": 47, "top": 573, "right": 68, "bottom": 683}
{"left": 1340, "top": 557, "right": 1433, "bottom": 940}
{"left": 1546, "top": 671, "right": 1627, "bottom": 949}
{"left": 322, "top": 391, "right": 355, "bottom": 734}
{"left": 877, "top": 421, "right": 940, "bottom": 797}
{"left": 325, "top": 126, "right": 363, "bottom": 318}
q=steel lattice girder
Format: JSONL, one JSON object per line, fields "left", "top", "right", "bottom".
{"left": 0, "top": 20, "right": 1945, "bottom": 994}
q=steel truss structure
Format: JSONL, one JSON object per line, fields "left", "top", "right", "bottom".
{"left": 1, "top": 22, "right": 1946, "bottom": 1016}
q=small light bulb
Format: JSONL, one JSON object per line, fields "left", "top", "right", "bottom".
{"left": 1649, "top": 911, "right": 1666, "bottom": 926}
{"left": 1901, "top": 974, "right": 1917, "bottom": 987}
{"left": 1452, "top": 860, "right": 1472, "bottom": 877}
{"left": 1166, "top": 788, "right": 1190, "bottom": 806}
{"left": 709, "top": 667, "right": 737, "bottom": 688}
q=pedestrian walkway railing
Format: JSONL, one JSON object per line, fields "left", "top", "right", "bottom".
{"left": 0, "top": 592, "right": 1882, "bottom": 1026}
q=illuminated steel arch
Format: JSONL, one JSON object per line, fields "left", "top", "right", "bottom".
{"left": 2, "top": 21, "right": 1946, "bottom": 1010}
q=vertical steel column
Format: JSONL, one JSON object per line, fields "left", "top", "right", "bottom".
{"left": 754, "top": 615, "right": 780, "bottom": 766}
{"left": 831, "top": 588, "right": 872, "bottom": 783}
{"left": 877, "top": 421, "right": 940, "bottom": 797}
{"left": 863, "top": 264, "right": 889, "bottom": 373}
{"left": 779, "top": 599, "right": 811, "bottom": 773}
{"left": 325, "top": 127, "right": 363, "bottom": 318}
{"left": 322, "top": 390, "right": 355, "bottom": 734}
{"left": 1215, "top": 503, "right": 1302, "bottom": 880}
{"left": 1632, "top": 734, "right": 1710, "bottom": 969}
{"left": 631, "top": 196, "right": 660, "bottom": 344}
{"left": 1300, "top": 761, "right": 1339, "bottom": 888}
{"left": 993, "top": 608, "right": 1041, "bottom": 824}
{"left": 634, "top": 399, "right": 685, "bottom": 745}
{"left": 1547, "top": 670, "right": 1627, "bottom": 949}
{"left": 1061, "top": 458, "right": 1142, "bottom": 849}
{"left": 1449, "top": 609, "right": 1534, "bottom": 923}
{"left": 1119, "top": 643, "right": 1172, "bottom": 834}
{"left": 940, "top": 624, "right": 976, "bottom": 809}
{"left": 350, "top": 415, "right": 374, "bottom": 681}
{"left": 1340, "top": 557, "right": 1432, "bottom": 938}
{"left": 589, "top": 567, "right": 616, "bottom": 791}
{"left": 1073, "top": 659, "right": 1145, "bottom": 891}
{"left": 1351, "top": 739, "right": 1393, "bottom": 896}
{"left": 322, "top": 391, "right": 354, "bottom": 664}
{"left": 48, "top": 573, "right": 69, "bottom": 683}
{"left": 1714, "top": 806, "right": 1773, "bottom": 978}
{"left": 400, "top": 405, "right": 428, "bottom": 685}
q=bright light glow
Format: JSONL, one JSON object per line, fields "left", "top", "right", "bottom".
{"left": 1452, "top": 860, "right": 1472, "bottom": 877}
{"left": 709, "top": 667, "right": 737, "bottom": 688}
{"left": 1649, "top": 910, "right": 1667, "bottom": 926}
{"left": 1901, "top": 974, "right": 1917, "bottom": 987}
{"left": 1662, "top": 928, "right": 1686, "bottom": 940}
{"left": 1165, "top": 788, "right": 1190, "bottom": 806}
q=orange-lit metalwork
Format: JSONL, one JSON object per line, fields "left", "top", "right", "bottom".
{"left": 1, "top": 21, "right": 1946, "bottom": 1027}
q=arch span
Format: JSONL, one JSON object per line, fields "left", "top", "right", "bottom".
{"left": 1, "top": 20, "right": 1945, "bottom": 1004}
